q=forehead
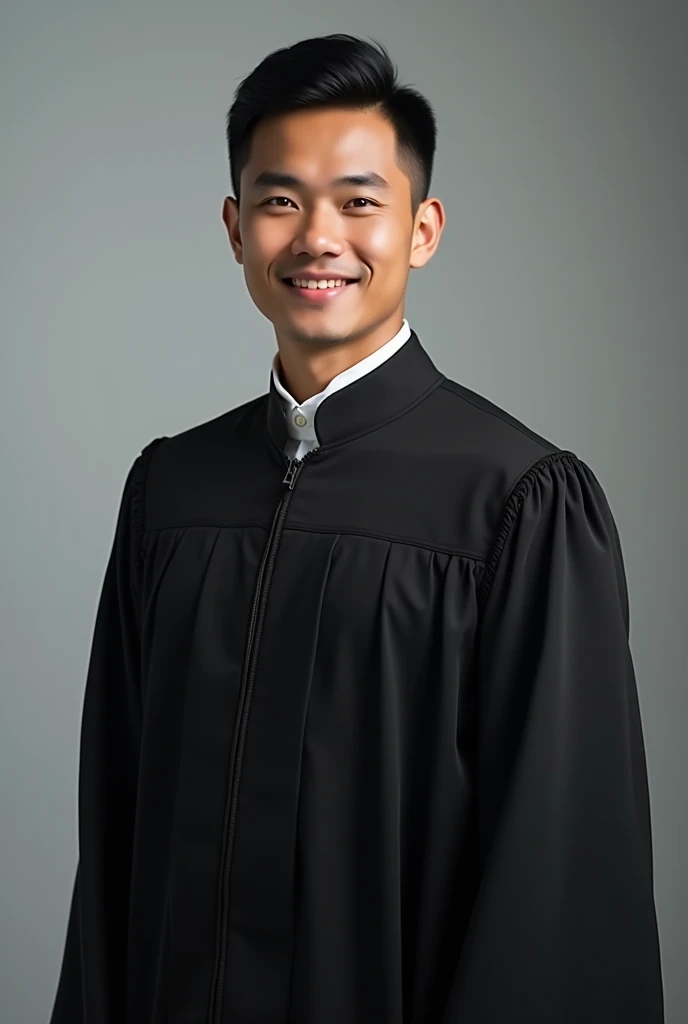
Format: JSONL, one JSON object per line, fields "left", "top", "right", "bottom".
{"left": 244, "top": 107, "right": 406, "bottom": 190}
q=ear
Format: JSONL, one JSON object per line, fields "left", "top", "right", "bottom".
{"left": 222, "top": 196, "right": 243, "bottom": 265}
{"left": 409, "top": 197, "right": 446, "bottom": 270}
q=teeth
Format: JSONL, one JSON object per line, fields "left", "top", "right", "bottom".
{"left": 291, "top": 279, "right": 350, "bottom": 289}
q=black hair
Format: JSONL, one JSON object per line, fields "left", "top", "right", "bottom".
{"left": 226, "top": 34, "right": 437, "bottom": 216}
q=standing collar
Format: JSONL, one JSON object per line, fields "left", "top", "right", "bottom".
{"left": 272, "top": 319, "right": 412, "bottom": 446}
{"left": 266, "top": 326, "right": 445, "bottom": 454}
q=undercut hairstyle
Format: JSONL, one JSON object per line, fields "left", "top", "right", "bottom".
{"left": 226, "top": 34, "right": 438, "bottom": 216}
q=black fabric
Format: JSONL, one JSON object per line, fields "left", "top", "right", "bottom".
{"left": 49, "top": 330, "right": 664, "bottom": 1023}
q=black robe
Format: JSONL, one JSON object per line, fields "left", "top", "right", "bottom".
{"left": 49, "top": 329, "right": 664, "bottom": 1023}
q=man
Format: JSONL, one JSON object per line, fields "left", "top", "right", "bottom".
{"left": 49, "top": 32, "right": 664, "bottom": 1024}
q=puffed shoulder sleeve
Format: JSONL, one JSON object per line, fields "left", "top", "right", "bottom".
{"left": 442, "top": 452, "right": 664, "bottom": 1023}
{"left": 49, "top": 440, "right": 164, "bottom": 1024}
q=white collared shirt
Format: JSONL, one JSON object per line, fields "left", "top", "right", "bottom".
{"left": 272, "top": 318, "right": 412, "bottom": 461}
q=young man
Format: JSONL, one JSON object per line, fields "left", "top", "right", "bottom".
{"left": 49, "top": 33, "right": 664, "bottom": 1024}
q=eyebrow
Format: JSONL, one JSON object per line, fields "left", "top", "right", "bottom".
{"left": 251, "top": 170, "right": 392, "bottom": 192}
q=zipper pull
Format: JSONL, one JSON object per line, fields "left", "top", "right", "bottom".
{"left": 282, "top": 446, "right": 318, "bottom": 490}
{"left": 282, "top": 458, "right": 300, "bottom": 489}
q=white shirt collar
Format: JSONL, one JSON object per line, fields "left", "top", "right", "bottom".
{"left": 272, "top": 319, "right": 412, "bottom": 444}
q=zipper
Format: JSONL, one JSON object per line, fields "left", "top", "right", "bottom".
{"left": 207, "top": 445, "right": 320, "bottom": 1024}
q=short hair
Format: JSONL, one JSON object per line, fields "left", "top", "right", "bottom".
{"left": 226, "top": 34, "right": 437, "bottom": 216}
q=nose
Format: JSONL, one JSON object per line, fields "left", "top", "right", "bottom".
{"left": 290, "top": 204, "right": 345, "bottom": 259}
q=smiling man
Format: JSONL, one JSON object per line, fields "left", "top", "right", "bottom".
{"left": 49, "top": 33, "right": 663, "bottom": 1024}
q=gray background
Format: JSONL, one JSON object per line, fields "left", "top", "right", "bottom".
{"left": 2, "top": 2, "right": 685, "bottom": 1021}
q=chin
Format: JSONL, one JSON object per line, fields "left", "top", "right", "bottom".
{"left": 283, "top": 320, "right": 354, "bottom": 348}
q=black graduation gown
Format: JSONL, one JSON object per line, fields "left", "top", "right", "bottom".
{"left": 49, "top": 329, "right": 664, "bottom": 1023}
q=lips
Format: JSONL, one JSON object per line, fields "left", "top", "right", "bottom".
{"left": 281, "top": 278, "right": 359, "bottom": 287}
{"left": 281, "top": 279, "right": 359, "bottom": 302}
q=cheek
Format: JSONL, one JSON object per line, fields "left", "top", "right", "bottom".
{"left": 360, "top": 220, "right": 409, "bottom": 265}
{"left": 242, "top": 224, "right": 278, "bottom": 264}
{"left": 240, "top": 232, "right": 282, "bottom": 297}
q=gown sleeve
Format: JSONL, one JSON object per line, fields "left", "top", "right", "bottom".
{"left": 49, "top": 445, "right": 155, "bottom": 1024}
{"left": 442, "top": 452, "right": 664, "bottom": 1023}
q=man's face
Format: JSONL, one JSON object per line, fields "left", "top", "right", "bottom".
{"left": 223, "top": 107, "right": 429, "bottom": 350}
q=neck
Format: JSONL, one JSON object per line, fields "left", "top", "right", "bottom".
{"left": 275, "top": 315, "right": 405, "bottom": 405}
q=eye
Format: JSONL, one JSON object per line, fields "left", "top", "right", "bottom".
{"left": 261, "top": 196, "right": 378, "bottom": 209}
{"left": 263, "top": 196, "right": 297, "bottom": 207}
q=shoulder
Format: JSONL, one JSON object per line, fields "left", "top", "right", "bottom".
{"left": 131, "top": 392, "right": 269, "bottom": 529}
{"left": 434, "top": 378, "right": 620, "bottom": 603}
{"left": 432, "top": 372, "right": 580, "bottom": 520}
{"left": 437, "top": 375, "right": 568, "bottom": 465}
{"left": 147, "top": 392, "right": 268, "bottom": 467}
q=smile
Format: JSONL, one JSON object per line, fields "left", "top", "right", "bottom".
{"left": 281, "top": 279, "right": 359, "bottom": 302}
